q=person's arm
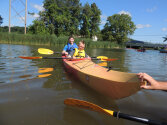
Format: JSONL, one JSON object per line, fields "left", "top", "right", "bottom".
{"left": 62, "top": 45, "right": 68, "bottom": 55}
{"left": 85, "top": 53, "right": 90, "bottom": 58}
{"left": 62, "top": 50, "right": 68, "bottom": 55}
{"left": 137, "top": 73, "right": 167, "bottom": 90}
{"left": 158, "top": 82, "right": 167, "bottom": 90}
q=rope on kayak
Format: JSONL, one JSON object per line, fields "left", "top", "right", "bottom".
{"left": 72, "top": 59, "right": 95, "bottom": 70}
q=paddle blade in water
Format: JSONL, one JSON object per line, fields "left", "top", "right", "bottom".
{"left": 64, "top": 98, "right": 165, "bottom": 125}
{"left": 64, "top": 98, "right": 114, "bottom": 116}
{"left": 19, "top": 56, "right": 42, "bottom": 59}
{"left": 38, "top": 48, "right": 54, "bottom": 55}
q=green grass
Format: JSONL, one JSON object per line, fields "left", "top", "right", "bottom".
{"left": 0, "top": 32, "right": 121, "bottom": 48}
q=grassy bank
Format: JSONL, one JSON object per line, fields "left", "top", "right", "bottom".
{"left": 0, "top": 32, "right": 121, "bottom": 48}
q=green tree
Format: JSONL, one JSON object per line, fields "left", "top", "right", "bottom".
{"left": 0, "top": 15, "right": 3, "bottom": 26}
{"left": 41, "top": 0, "right": 81, "bottom": 36}
{"left": 11, "top": 26, "right": 25, "bottom": 33}
{"left": 80, "top": 15, "right": 91, "bottom": 37}
{"left": 80, "top": 3, "right": 92, "bottom": 37}
{"left": 0, "top": 26, "right": 8, "bottom": 32}
{"left": 28, "top": 0, "right": 102, "bottom": 38}
{"left": 65, "top": 0, "right": 81, "bottom": 35}
{"left": 28, "top": 20, "right": 49, "bottom": 35}
{"left": 101, "top": 14, "right": 136, "bottom": 44}
{"left": 90, "top": 3, "right": 101, "bottom": 37}
{"left": 80, "top": 3, "right": 101, "bottom": 38}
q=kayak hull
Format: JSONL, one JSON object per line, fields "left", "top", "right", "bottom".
{"left": 62, "top": 56, "right": 141, "bottom": 99}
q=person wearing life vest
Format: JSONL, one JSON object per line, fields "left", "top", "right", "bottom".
{"left": 73, "top": 40, "right": 89, "bottom": 58}
{"left": 62, "top": 36, "right": 78, "bottom": 57}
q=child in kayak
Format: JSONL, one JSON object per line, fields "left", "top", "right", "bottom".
{"left": 62, "top": 36, "right": 78, "bottom": 57}
{"left": 137, "top": 73, "right": 167, "bottom": 90}
{"left": 73, "top": 40, "right": 89, "bottom": 58}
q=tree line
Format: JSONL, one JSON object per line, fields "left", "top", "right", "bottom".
{"left": 29, "top": 0, "right": 101, "bottom": 38}
{"left": 28, "top": 0, "right": 136, "bottom": 44}
{"left": 0, "top": 26, "right": 26, "bottom": 34}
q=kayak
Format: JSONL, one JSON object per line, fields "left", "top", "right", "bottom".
{"left": 62, "top": 56, "right": 141, "bottom": 99}
{"left": 137, "top": 49, "right": 145, "bottom": 52}
{"left": 159, "top": 49, "right": 167, "bottom": 53}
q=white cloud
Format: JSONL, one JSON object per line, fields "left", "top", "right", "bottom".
{"left": 31, "top": 4, "right": 44, "bottom": 12}
{"left": 162, "top": 28, "right": 167, "bottom": 32}
{"left": 146, "top": 6, "right": 157, "bottom": 13}
{"left": 118, "top": 10, "right": 131, "bottom": 17}
{"left": 136, "top": 24, "right": 151, "bottom": 29}
{"left": 30, "top": 13, "right": 40, "bottom": 18}
{"left": 18, "top": 17, "right": 25, "bottom": 23}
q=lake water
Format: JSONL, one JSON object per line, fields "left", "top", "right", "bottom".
{"left": 0, "top": 43, "right": 166, "bottom": 125}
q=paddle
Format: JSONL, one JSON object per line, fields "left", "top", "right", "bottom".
{"left": 38, "top": 48, "right": 117, "bottom": 61}
{"left": 97, "top": 61, "right": 107, "bottom": 67}
{"left": 38, "top": 48, "right": 61, "bottom": 55}
{"left": 19, "top": 56, "right": 118, "bottom": 61}
{"left": 64, "top": 98, "right": 167, "bottom": 125}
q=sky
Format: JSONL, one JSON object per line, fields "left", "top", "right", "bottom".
{"left": 0, "top": 0, "right": 167, "bottom": 43}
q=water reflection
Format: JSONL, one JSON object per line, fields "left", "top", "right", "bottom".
{"left": 0, "top": 44, "right": 167, "bottom": 125}
{"left": 0, "top": 44, "right": 54, "bottom": 84}
{"left": 124, "top": 49, "right": 167, "bottom": 81}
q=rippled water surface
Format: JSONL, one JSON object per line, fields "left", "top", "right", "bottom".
{"left": 0, "top": 44, "right": 166, "bottom": 125}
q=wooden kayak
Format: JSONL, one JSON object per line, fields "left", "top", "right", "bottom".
{"left": 62, "top": 56, "right": 141, "bottom": 99}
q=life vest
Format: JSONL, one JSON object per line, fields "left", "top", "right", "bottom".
{"left": 66, "top": 43, "right": 78, "bottom": 52}
{"left": 73, "top": 48, "right": 86, "bottom": 58}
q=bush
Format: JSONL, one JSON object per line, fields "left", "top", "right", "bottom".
{"left": 0, "top": 32, "right": 121, "bottom": 48}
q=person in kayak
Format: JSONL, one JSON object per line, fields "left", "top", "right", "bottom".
{"left": 137, "top": 73, "right": 167, "bottom": 90}
{"left": 62, "top": 36, "right": 78, "bottom": 57}
{"left": 73, "top": 40, "right": 89, "bottom": 58}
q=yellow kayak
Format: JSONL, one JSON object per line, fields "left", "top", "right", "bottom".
{"left": 62, "top": 56, "right": 141, "bottom": 99}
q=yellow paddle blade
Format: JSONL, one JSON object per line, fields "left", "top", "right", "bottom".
{"left": 97, "top": 62, "right": 107, "bottom": 67}
{"left": 64, "top": 98, "right": 114, "bottom": 116}
{"left": 97, "top": 56, "right": 108, "bottom": 61}
{"left": 38, "top": 48, "right": 54, "bottom": 55}
{"left": 104, "top": 109, "right": 114, "bottom": 116}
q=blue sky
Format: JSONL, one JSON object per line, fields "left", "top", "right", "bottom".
{"left": 0, "top": 0, "right": 167, "bottom": 43}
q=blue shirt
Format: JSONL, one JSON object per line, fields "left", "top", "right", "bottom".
{"left": 63, "top": 43, "right": 78, "bottom": 53}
